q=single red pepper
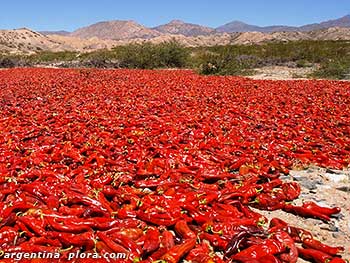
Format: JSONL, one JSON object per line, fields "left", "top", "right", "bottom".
{"left": 46, "top": 216, "right": 91, "bottom": 233}
{"left": 302, "top": 201, "right": 341, "bottom": 217}
{"left": 272, "top": 230, "right": 298, "bottom": 263}
{"left": 161, "top": 238, "right": 196, "bottom": 263}
{"left": 174, "top": 220, "right": 196, "bottom": 239}
{"left": 297, "top": 247, "right": 333, "bottom": 263}
{"left": 283, "top": 204, "right": 331, "bottom": 222}
{"left": 302, "top": 238, "right": 344, "bottom": 256}
{"left": 231, "top": 239, "right": 285, "bottom": 260}
{"left": 160, "top": 230, "right": 175, "bottom": 250}
{"left": 142, "top": 228, "right": 161, "bottom": 254}
{"left": 96, "top": 232, "right": 129, "bottom": 254}
{"left": 328, "top": 258, "right": 348, "bottom": 263}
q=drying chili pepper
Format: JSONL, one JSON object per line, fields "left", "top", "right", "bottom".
{"left": 328, "top": 258, "right": 348, "bottom": 263}
{"left": 96, "top": 232, "right": 129, "bottom": 254}
{"left": 161, "top": 238, "right": 196, "bottom": 263}
{"left": 283, "top": 204, "right": 331, "bottom": 222}
{"left": 231, "top": 239, "right": 285, "bottom": 260}
{"left": 185, "top": 242, "right": 212, "bottom": 263}
{"left": 0, "top": 68, "right": 349, "bottom": 262}
{"left": 48, "top": 231, "right": 95, "bottom": 250}
{"left": 117, "top": 228, "right": 144, "bottom": 240}
{"left": 160, "top": 230, "right": 175, "bottom": 250}
{"left": 297, "top": 247, "right": 333, "bottom": 263}
{"left": 174, "top": 220, "right": 196, "bottom": 239}
{"left": 46, "top": 216, "right": 91, "bottom": 233}
{"left": 142, "top": 228, "right": 161, "bottom": 254}
{"left": 199, "top": 233, "right": 228, "bottom": 250}
{"left": 137, "top": 210, "right": 180, "bottom": 226}
{"left": 272, "top": 230, "right": 298, "bottom": 263}
{"left": 18, "top": 216, "right": 47, "bottom": 236}
{"left": 302, "top": 201, "right": 341, "bottom": 217}
{"left": 302, "top": 238, "right": 344, "bottom": 256}
{"left": 269, "top": 218, "right": 313, "bottom": 242}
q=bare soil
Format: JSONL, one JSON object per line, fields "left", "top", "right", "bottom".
{"left": 247, "top": 66, "right": 316, "bottom": 80}
{"left": 253, "top": 166, "right": 350, "bottom": 262}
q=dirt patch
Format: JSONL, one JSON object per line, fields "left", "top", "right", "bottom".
{"left": 253, "top": 166, "right": 350, "bottom": 262}
{"left": 247, "top": 66, "right": 316, "bottom": 80}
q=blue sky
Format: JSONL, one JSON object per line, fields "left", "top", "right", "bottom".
{"left": 0, "top": 0, "right": 349, "bottom": 31}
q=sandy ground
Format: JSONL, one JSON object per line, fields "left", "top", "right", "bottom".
{"left": 247, "top": 66, "right": 317, "bottom": 80}
{"left": 253, "top": 166, "right": 350, "bottom": 262}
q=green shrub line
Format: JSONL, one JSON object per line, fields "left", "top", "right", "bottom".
{"left": 1, "top": 40, "right": 350, "bottom": 79}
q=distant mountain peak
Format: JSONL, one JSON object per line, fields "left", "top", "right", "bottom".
{"left": 227, "top": 21, "right": 249, "bottom": 25}
{"left": 153, "top": 20, "right": 215, "bottom": 36}
{"left": 70, "top": 20, "right": 161, "bottom": 40}
{"left": 57, "top": 14, "right": 350, "bottom": 40}
{"left": 216, "top": 14, "right": 350, "bottom": 33}
{"left": 169, "top": 19, "right": 186, "bottom": 24}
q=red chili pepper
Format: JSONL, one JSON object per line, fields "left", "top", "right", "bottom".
{"left": 272, "top": 230, "right": 298, "bottom": 263}
{"left": 29, "top": 236, "right": 62, "bottom": 247}
{"left": 281, "top": 182, "right": 300, "bottom": 201}
{"left": 199, "top": 233, "right": 228, "bottom": 250}
{"left": 225, "top": 226, "right": 267, "bottom": 257}
{"left": 302, "top": 201, "right": 341, "bottom": 217}
{"left": 302, "top": 238, "right": 344, "bottom": 256}
{"left": 283, "top": 204, "right": 331, "bottom": 222}
{"left": 231, "top": 239, "right": 285, "bottom": 260}
{"left": 96, "top": 232, "right": 129, "bottom": 254}
{"left": 174, "top": 220, "right": 196, "bottom": 239}
{"left": 142, "top": 228, "right": 161, "bottom": 254}
{"left": 117, "top": 228, "right": 144, "bottom": 240}
{"left": 46, "top": 216, "right": 91, "bottom": 233}
{"left": 0, "top": 226, "right": 19, "bottom": 245}
{"left": 48, "top": 231, "right": 95, "bottom": 250}
{"left": 186, "top": 242, "right": 212, "bottom": 263}
{"left": 161, "top": 238, "right": 196, "bottom": 263}
{"left": 269, "top": 218, "right": 313, "bottom": 242}
{"left": 18, "top": 216, "right": 47, "bottom": 236}
{"left": 109, "top": 232, "right": 142, "bottom": 258}
{"left": 327, "top": 258, "right": 348, "bottom": 263}
{"left": 297, "top": 247, "right": 333, "bottom": 263}
{"left": 160, "top": 230, "right": 175, "bottom": 250}
{"left": 137, "top": 210, "right": 179, "bottom": 226}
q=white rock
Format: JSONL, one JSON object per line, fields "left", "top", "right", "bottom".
{"left": 324, "top": 173, "right": 349, "bottom": 183}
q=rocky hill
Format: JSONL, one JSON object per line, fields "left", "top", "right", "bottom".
{"left": 40, "top": 30, "right": 71, "bottom": 36}
{"left": 153, "top": 20, "right": 216, "bottom": 36}
{"left": 70, "top": 20, "right": 161, "bottom": 40}
{"left": 1, "top": 26, "right": 350, "bottom": 54}
{"left": 216, "top": 14, "right": 350, "bottom": 33}
{"left": 64, "top": 15, "right": 350, "bottom": 39}
{"left": 0, "top": 28, "right": 63, "bottom": 53}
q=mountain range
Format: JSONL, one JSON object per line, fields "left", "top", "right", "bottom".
{"left": 39, "top": 14, "right": 350, "bottom": 39}
{"left": 1, "top": 15, "right": 350, "bottom": 54}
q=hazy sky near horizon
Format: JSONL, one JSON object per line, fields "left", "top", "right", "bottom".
{"left": 0, "top": 0, "right": 349, "bottom": 31}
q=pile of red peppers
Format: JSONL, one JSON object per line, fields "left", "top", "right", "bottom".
{"left": 0, "top": 68, "right": 349, "bottom": 262}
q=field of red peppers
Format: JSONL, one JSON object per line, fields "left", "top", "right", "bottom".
{"left": 0, "top": 68, "right": 349, "bottom": 263}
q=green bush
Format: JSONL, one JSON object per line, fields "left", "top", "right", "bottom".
{"left": 191, "top": 40, "right": 350, "bottom": 78}
{"left": 28, "top": 51, "right": 78, "bottom": 63}
{"left": 313, "top": 58, "right": 350, "bottom": 79}
{"left": 112, "top": 40, "right": 189, "bottom": 69}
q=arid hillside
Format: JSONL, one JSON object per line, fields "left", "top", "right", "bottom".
{"left": 1, "top": 26, "right": 350, "bottom": 54}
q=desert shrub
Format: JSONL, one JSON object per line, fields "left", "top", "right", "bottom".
{"left": 28, "top": 51, "right": 79, "bottom": 63}
{"left": 313, "top": 58, "right": 350, "bottom": 79}
{"left": 112, "top": 40, "right": 189, "bottom": 69}
{"left": 0, "top": 56, "right": 30, "bottom": 68}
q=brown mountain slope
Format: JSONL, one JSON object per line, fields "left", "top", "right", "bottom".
{"left": 1, "top": 27, "right": 350, "bottom": 54}
{"left": 70, "top": 20, "right": 162, "bottom": 40}
{"left": 217, "top": 14, "right": 350, "bottom": 33}
{"left": 0, "top": 28, "right": 65, "bottom": 53}
{"left": 153, "top": 20, "right": 216, "bottom": 36}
